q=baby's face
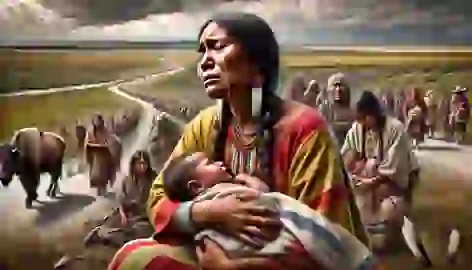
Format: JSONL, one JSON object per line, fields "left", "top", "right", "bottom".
{"left": 187, "top": 152, "right": 233, "bottom": 188}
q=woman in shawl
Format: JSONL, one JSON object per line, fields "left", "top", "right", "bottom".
{"left": 303, "top": 79, "right": 320, "bottom": 107}
{"left": 325, "top": 72, "right": 354, "bottom": 146}
{"left": 395, "top": 90, "right": 406, "bottom": 123}
{"left": 403, "top": 87, "right": 428, "bottom": 147}
{"left": 341, "top": 91, "right": 433, "bottom": 266}
{"left": 283, "top": 72, "right": 307, "bottom": 101}
{"left": 449, "top": 86, "right": 470, "bottom": 144}
{"left": 109, "top": 13, "right": 368, "bottom": 270}
{"left": 423, "top": 90, "right": 438, "bottom": 138}
{"left": 380, "top": 90, "right": 395, "bottom": 116}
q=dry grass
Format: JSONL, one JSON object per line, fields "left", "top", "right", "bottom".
{"left": 282, "top": 51, "right": 472, "bottom": 68}
{"left": 0, "top": 88, "right": 140, "bottom": 151}
{"left": 0, "top": 49, "right": 197, "bottom": 92}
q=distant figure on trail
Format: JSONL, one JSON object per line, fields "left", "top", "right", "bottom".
{"left": 284, "top": 72, "right": 307, "bottom": 102}
{"left": 437, "top": 95, "right": 450, "bottom": 137}
{"left": 325, "top": 72, "right": 354, "bottom": 146}
{"left": 381, "top": 90, "right": 395, "bottom": 116}
{"left": 54, "top": 151, "right": 157, "bottom": 270}
{"left": 395, "top": 90, "right": 407, "bottom": 123}
{"left": 148, "top": 111, "right": 182, "bottom": 169}
{"left": 316, "top": 86, "right": 330, "bottom": 118}
{"left": 86, "top": 150, "right": 156, "bottom": 247}
{"left": 424, "top": 90, "right": 438, "bottom": 138}
{"left": 449, "top": 86, "right": 470, "bottom": 144}
{"left": 85, "top": 114, "right": 122, "bottom": 196}
{"left": 403, "top": 87, "right": 427, "bottom": 147}
{"left": 73, "top": 121, "right": 87, "bottom": 172}
{"left": 302, "top": 79, "right": 320, "bottom": 107}
{"left": 180, "top": 106, "right": 190, "bottom": 119}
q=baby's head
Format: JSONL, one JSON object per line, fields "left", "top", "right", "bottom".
{"left": 163, "top": 152, "right": 233, "bottom": 202}
{"left": 343, "top": 149, "right": 364, "bottom": 174}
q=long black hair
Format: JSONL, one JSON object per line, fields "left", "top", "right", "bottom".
{"left": 198, "top": 13, "right": 282, "bottom": 187}
{"left": 128, "top": 150, "right": 155, "bottom": 179}
{"left": 356, "top": 90, "right": 386, "bottom": 129}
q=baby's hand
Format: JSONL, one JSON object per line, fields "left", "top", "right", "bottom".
{"left": 234, "top": 174, "right": 270, "bottom": 192}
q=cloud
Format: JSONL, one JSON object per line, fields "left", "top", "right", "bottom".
{"left": 1, "top": 0, "right": 471, "bottom": 44}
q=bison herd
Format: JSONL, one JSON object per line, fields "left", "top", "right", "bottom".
{"left": 0, "top": 109, "right": 142, "bottom": 208}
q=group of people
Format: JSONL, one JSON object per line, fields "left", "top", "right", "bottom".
{"left": 55, "top": 12, "right": 469, "bottom": 270}
{"left": 287, "top": 72, "right": 470, "bottom": 148}
{"left": 382, "top": 86, "right": 469, "bottom": 146}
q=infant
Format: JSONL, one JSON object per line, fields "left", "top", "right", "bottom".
{"left": 162, "top": 152, "right": 376, "bottom": 270}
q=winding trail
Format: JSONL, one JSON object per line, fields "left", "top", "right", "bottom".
{"left": 0, "top": 67, "right": 185, "bottom": 241}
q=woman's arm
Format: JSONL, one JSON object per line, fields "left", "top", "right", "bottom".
{"left": 146, "top": 106, "right": 217, "bottom": 235}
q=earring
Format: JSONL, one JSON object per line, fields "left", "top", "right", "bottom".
{"left": 251, "top": 86, "right": 263, "bottom": 118}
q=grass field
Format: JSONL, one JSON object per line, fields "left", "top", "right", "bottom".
{"left": 0, "top": 49, "right": 197, "bottom": 92}
{"left": 0, "top": 88, "right": 140, "bottom": 147}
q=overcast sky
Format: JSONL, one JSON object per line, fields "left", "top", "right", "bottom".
{"left": 1, "top": 0, "right": 471, "bottom": 44}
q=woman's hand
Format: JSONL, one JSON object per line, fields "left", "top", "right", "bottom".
{"left": 234, "top": 174, "right": 270, "bottom": 192}
{"left": 354, "top": 176, "right": 378, "bottom": 188}
{"left": 191, "top": 189, "right": 282, "bottom": 248}
{"left": 197, "top": 238, "right": 268, "bottom": 270}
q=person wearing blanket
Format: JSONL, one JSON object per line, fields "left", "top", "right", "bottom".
{"left": 162, "top": 152, "right": 380, "bottom": 270}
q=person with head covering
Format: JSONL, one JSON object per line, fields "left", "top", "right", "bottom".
{"left": 449, "top": 86, "right": 470, "bottom": 144}
{"left": 380, "top": 90, "right": 395, "bottom": 116}
{"left": 423, "top": 90, "right": 438, "bottom": 138}
{"left": 341, "top": 91, "right": 433, "bottom": 266}
{"left": 87, "top": 150, "right": 157, "bottom": 246}
{"left": 283, "top": 72, "right": 308, "bottom": 101}
{"left": 325, "top": 72, "right": 354, "bottom": 146}
{"left": 302, "top": 79, "right": 320, "bottom": 106}
{"left": 109, "top": 12, "right": 369, "bottom": 270}
{"left": 85, "top": 113, "right": 122, "bottom": 195}
{"left": 316, "top": 86, "right": 330, "bottom": 117}
{"left": 403, "top": 87, "right": 428, "bottom": 147}
{"left": 395, "top": 90, "right": 407, "bottom": 123}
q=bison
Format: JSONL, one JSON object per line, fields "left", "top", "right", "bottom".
{"left": 0, "top": 127, "right": 66, "bottom": 208}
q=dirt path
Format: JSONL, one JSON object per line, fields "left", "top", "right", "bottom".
{"left": 0, "top": 68, "right": 185, "bottom": 269}
{"left": 417, "top": 138, "right": 472, "bottom": 181}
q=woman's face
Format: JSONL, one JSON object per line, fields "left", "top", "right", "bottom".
{"left": 197, "top": 22, "right": 255, "bottom": 99}
{"left": 133, "top": 159, "right": 148, "bottom": 175}
{"left": 356, "top": 111, "right": 376, "bottom": 129}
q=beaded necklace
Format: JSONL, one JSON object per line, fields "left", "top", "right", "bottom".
{"left": 230, "top": 122, "right": 260, "bottom": 174}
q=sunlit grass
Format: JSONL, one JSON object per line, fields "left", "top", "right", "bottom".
{"left": 0, "top": 88, "right": 139, "bottom": 143}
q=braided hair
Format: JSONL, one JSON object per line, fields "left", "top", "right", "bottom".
{"left": 199, "top": 13, "right": 282, "bottom": 188}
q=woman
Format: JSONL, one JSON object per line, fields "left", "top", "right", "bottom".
{"left": 109, "top": 12, "right": 368, "bottom": 270}
{"left": 423, "top": 90, "right": 437, "bottom": 138}
{"left": 325, "top": 72, "right": 354, "bottom": 146}
{"left": 54, "top": 151, "right": 157, "bottom": 269}
{"left": 283, "top": 72, "right": 307, "bottom": 101}
{"left": 380, "top": 90, "right": 395, "bottom": 116}
{"left": 449, "top": 86, "right": 470, "bottom": 144}
{"left": 341, "top": 91, "right": 432, "bottom": 266}
{"left": 303, "top": 79, "right": 320, "bottom": 107}
{"left": 403, "top": 87, "right": 427, "bottom": 147}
